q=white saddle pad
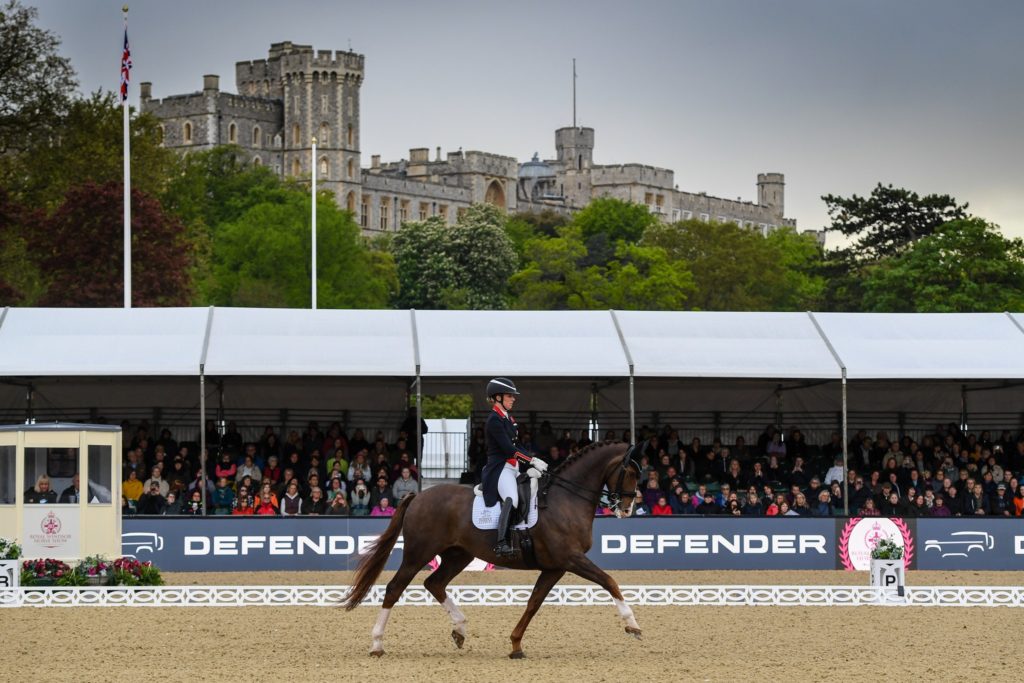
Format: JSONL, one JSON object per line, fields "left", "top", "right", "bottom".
{"left": 471, "top": 481, "right": 539, "bottom": 531}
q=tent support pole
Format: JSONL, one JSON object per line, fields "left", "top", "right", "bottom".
{"left": 590, "top": 382, "right": 598, "bottom": 442}
{"left": 416, "top": 374, "right": 422, "bottom": 492}
{"left": 199, "top": 366, "right": 207, "bottom": 516}
{"left": 629, "top": 372, "right": 635, "bottom": 445}
{"left": 842, "top": 370, "right": 848, "bottom": 516}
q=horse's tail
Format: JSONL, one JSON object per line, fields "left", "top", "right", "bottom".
{"left": 343, "top": 493, "right": 416, "bottom": 610}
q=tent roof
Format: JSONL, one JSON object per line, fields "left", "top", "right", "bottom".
{"left": 0, "top": 308, "right": 207, "bottom": 376}
{"left": 615, "top": 311, "right": 841, "bottom": 379}
{"left": 815, "top": 313, "right": 1024, "bottom": 379}
{"left": 202, "top": 308, "right": 416, "bottom": 376}
{"left": 414, "top": 310, "right": 629, "bottom": 378}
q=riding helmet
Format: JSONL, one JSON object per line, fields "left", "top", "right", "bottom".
{"left": 487, "top": 377, "right": 520, "bottom": 398}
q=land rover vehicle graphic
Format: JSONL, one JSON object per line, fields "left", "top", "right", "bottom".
{"left": 121, "top": 532, "right": 164, "bottom": 557}
{"left": 923, "top": 531, "right": 994, "bottom": 558}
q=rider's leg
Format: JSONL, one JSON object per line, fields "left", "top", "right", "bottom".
{"left": 494, "top": 465, "right": 519, "bottom": 556}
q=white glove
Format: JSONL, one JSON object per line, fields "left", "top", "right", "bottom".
{"left": 529, "top": 458, "right": 548, "bottom": 473}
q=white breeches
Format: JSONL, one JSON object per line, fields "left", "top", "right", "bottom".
{"left": 498, "top": 463, "right": 519, "bottom": 507}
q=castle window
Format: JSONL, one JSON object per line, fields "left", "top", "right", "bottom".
{"left": 319, "top": 157, "right": 329, "bottom": 178}
{"left": 253, "top": 125, "right": 261, "bottom": 148}
{"left": 292, "top": 124, "right": 301, "bottom": 146}
{"left": 419, "top": 202, "right": 429, "bottom": 220}
{"left": 347, "top": 124, "right": 353, "bottom": 147}
{"left": 347, "top": 158, "right": 354, "bottom": 179}
{"left": 253, "top": 156, "right": 262, "bottom": 167}
{"left": 292, "top": 158, "right": 301, "bottom": 176}
{"left": 438, "top": 204, "right": 449, "bottom": 221}
{"left": 183, "top": 121, "right": 192, "bottom": 144}
{"left": 379, "top": 198, "right": 390, "bottom": 231}
{"left": 700, "top": 213, "right": 710, "bottom": 222}
{"left": 682, "top": 210, "right": 693, "bottom": 220}
{"left": 319, "top": 123, "right": 330, "bottom": 146}
{"left": 228, "top": 122, "right": 237, "bottom": 144}
{"left": 578, "top": 154, "right": 582, "bottom": 170}
{"left": 360, "top": 196, "right": 369, "bottom": 227}
{"left": 717, "top": 216, "right": 727, "bottom": 223}
{"left": 346, "top": 192, "right": 356, "bottom": 213}
{"left": 399, "top": 200, "right": 410, "bottom": 224}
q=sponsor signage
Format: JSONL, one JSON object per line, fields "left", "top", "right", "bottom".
{"left": 917, "top": 519, "right": 1024, "bottom": 570}
{"left": 836, "top": 517, "right": 916, "bottom": 571}
{"left": 22, "top": 506, "right": 81, "bottom": 559}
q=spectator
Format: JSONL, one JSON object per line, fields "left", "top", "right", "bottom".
{"left": 747, "top": 461, "right": 768, "bottom": 491}
{"left": 212, "top": 477, "right": 235, "bottom": 515}
{"left": 123, "top": 469, "right": 143, "bottom": 503}
{"left": 163, "top": 491, "right": 183, "bottom": 515}
{"left": 651, "top": 496, "right": 673, "bottom": 516}
{"left": 780, "top": 501, "right": 798, "bottom": 516}
{"left": 642, "top": 479, "right": 665, "bottom": 511}
{"left": 348, "top": 451, "right": 372, "bottom": 483}
{"left": 143, "top": 467, "right": 169, "bottom": 498}
{"left": 824, "top": 456, "right": 845, "bottom": 486}
{"left": 931, "top": 495, "right": 952, "bottom": 517}
{"left": 859, "top": 498, "right": 881, "bottom": 517}
{"left": 350, "top": 480, "right": 371, "bottom": 516}
{"left": 792, "top": 491, "right": 812, "bottom": 516}
{"left": 138, "top": 482, "right": 167, "bottom": 514}
{"left": 24, "top": 475, "right": 59, "bottom": 504}
{"left": 306, "top": 487, "right": 328, "bottom": 515}
{"left": 392, "top": 467, "right": 418, "bottom": 501}
{"left": 670, "top": 488, "right": 693, "bottom": 514}
{"left": 715, "top": 484, "right": 732, "bottom": 508}
{"left": 280, "top": 481, "right": 304, "bottom": 516}
{"left": 991, "top": 483, "right": 1011, "bottom": 516}
{"left": 369, "top": 475, "right": 394, "bottom": 509}
{"left": 183, "top": 489, "right": 204, "bottom": 516}
{"left": 122, "top": 494, "right": 137, "bottom": 517}
{"left": 963, "top": 484, "right": 989, "bottom": 516}
{"left": 811, "top": 491, "right": 832, "bottom": 517}
{"left": 256, "top": 482, "right": 279, "bottom": 510}
{"left": 695, "top": 492, "right": 720, "bottom": 515}
{"left": 262, "top": 455, "right": 282, "bottom": 486}
{"left": 742, "top": 492, "right": 763, "bottom": 516}
{"left": 254, "top": 492, "right": 278, "bottom": 515}
{"left": 830, "top": 483, "right": 845, "bottom": 513}
{"left": 327, "top": 490, "right": 350, "bottom": 515}
{"left": 233, "top": 486, "right": 254, "bottom": 515}
{"left": 236, "top": 454, "right": 262, "bottom": 485}
{"left": 58, "top": 474, "right": 83, "bottom": 504}
{"left": 879, "top": 492, "right": 901, "bottom": 516}
{"left": 371, "top": 496, "right": 396, "bottom": 517}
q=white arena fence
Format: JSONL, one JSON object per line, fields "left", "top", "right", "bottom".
{"left": 2, "top": 585, "right": 1024, "bottom": 608}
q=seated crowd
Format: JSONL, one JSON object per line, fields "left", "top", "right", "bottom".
{"left": 120, "top": 418, "right": 1024, "bottom": 518}
{"left": 121, "top": 420, "right": 421, "bottom": 518}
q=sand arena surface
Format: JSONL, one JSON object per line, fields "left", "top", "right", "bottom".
{"left": 6, "top": 570, "right": 1024, "bottom": 682}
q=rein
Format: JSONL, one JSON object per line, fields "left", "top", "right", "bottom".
{"left": 539, "top": 445, "right": 640, "bottom": 510}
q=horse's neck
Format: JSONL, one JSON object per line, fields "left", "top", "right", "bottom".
{"left": 560, "top": 448, "right": 619, "bottom": 505}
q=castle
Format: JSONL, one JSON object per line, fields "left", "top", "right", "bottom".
{"left": 142, "top": 42, "right": 798, "bottom": 235}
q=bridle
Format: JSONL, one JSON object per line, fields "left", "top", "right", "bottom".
{"left": 542, "top": 445, "right": 640, "bottom": 518}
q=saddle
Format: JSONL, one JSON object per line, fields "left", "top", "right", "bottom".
{"left": 471, "top": 470, "right": 541, "bottom": 528}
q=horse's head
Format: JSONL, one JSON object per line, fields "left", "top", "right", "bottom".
{"left": 604, "top": 443, "right": 641, "bottom": 518}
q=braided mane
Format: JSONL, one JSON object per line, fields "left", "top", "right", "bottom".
{"left": 551, "top": 439, "right": 624, "bottom": 475}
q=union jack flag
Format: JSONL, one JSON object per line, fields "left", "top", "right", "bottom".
{"left": 120, "top": 27, "right": 132, "bottom": 101}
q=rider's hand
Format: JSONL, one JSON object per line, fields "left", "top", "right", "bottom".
{"left": 530, "top": 458, "right": 548, "bottom": 473}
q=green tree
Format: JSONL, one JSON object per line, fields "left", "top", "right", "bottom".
{"left": 208, "top": 187, "right": 394, "bottom": 308}
{"left": 0, "top": 0, "right": 77, "bottom": 154}
{"left": 861, "top": 218, "right": 1024, "bottom": 312}
{"left": 511, "top": 226, "right": 692, "bottom": 310}
{"left": 822, "top": 183, "right": 969, "bottom": 262}
{"left": 642, "top": 220, "right": 824, "bottom": 310}
{"left": 5, "top": 91, "right": 176, "bottom": 211}
{"left": 0, "top": 188, "right": 45, "bottom": 304}
{"left": 393, "top": 204, "right": 516, "bottom": 309}
{"left": 573, "top": 196, "right": 659, "bottom": 245}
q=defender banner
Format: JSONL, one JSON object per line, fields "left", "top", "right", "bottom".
{"left": 122, "top": 516, "right": 839, "bottom": 572}
{"left": 916, "top": 519, "right": 1024, "bottom": 570}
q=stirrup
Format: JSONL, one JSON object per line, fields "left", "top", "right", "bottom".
{"left": 493, "top": 541, "right": 516, "bottom": 558}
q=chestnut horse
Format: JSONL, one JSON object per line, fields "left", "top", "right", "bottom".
{"left": 343, "top": 440, "right": 641, "bottom": 658}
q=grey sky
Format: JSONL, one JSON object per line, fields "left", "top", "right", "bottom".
{"left": 30, "top": 0, "right": 1024, "bottom": 242}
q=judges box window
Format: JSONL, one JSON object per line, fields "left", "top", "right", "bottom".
{"left": 23, "top": 447, "right": 76, "bottom": 503}
{"left": 0, "top": 446, "right": 13, "bottom": 504}
{"left": 87, "top": 445, "right": 113, "bottom": 504}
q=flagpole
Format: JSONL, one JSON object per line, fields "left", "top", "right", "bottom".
{"left": 122, "top": 5, "right": 131, "bottom": 308}
{"left": 311, "top": 136, "right": 317, "bottom": 310}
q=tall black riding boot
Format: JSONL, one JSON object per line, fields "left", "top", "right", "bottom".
{"left": 493, "top": 497, "right": 516, "bottom": 558}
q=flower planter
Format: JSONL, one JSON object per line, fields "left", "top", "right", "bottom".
{"left": 85, "top": 576, "right": 108, "bottom": 587}
{"left": 869, "top": 557, "right": 905, "bottom": 601}
{"left": 0, "top": 559, "right": 19, "bottom": 589}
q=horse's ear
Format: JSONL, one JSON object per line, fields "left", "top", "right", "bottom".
{"left": 622, "top": 443, "right": 639, "bottom": 471}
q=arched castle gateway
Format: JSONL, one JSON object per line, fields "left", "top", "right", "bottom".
{"left": 142, "top": 42, "right": 803, "bottom": 237}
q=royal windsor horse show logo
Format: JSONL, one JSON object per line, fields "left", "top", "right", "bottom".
{"left": 28, "top": 510, "right": 72, "bottom": 550}
{"left": 41, "top": 511, "right": 62, "bottom": 535}
{"left": 838, "top": 517, "right": 914, "bottom": 571}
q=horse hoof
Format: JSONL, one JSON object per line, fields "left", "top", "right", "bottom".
{"left": 509, "top": 650, "right": 526, "bottom": 659}
{"left": 451, "top": 630, "right": 465, "bottom": 649}
{"left": 625, "top": 627, "right": 643, "bottom": 640}
{"left": 369, "top": 650, "right": 385, "bottom": 658}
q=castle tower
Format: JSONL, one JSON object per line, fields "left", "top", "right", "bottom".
{"left": 757, "top": 172, "right": 785, "bottom": 217}
{"left": 237, "top": 41, "right": 365, "bottom": 214}
{"left": 555, "top": 126, "right": 594, "bottom": 171}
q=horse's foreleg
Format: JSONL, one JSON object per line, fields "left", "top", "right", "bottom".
{"left": 509, "top": 568, "right": 565, "bottom": 659}
{"left": 568, "top": 554, "right": 641, "bottom": 638}
{"left": 424, "top": 548, "right": 474, "bottom": 648}
{"left": 369, "top": 558, "right": 423, "bottom": 656}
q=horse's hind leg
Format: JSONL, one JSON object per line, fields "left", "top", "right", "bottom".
{"left": 509, "top": 568, "right": 565, "bottom": 659}
{"left": 568, "top": 554, "right": 642, "bottom": 639}
{"left": 370, "top": 549, "right": 433, "bottom": 657}
{"left": 424, "top": 547, "right": 474, "bottom": 648}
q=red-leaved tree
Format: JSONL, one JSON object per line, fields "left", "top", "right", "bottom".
{"left": 36, "top": 181, "right": 192, "bottom": 306}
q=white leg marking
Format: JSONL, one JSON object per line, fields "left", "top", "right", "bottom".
{"left": 443, "top": 596, "right": 467, "bottom": 636}
{"left": 371, "top": 607, "right": 391, "bottom": 652}
{"left": 613, "top": 598, "right": 640, "bottom": 630}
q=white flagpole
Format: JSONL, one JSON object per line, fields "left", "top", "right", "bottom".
{"left": 122, "top": 5, "right": 131, "bottom": 308}
{"left": 311, "top": 136, "right": 317, "bottom": 310}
